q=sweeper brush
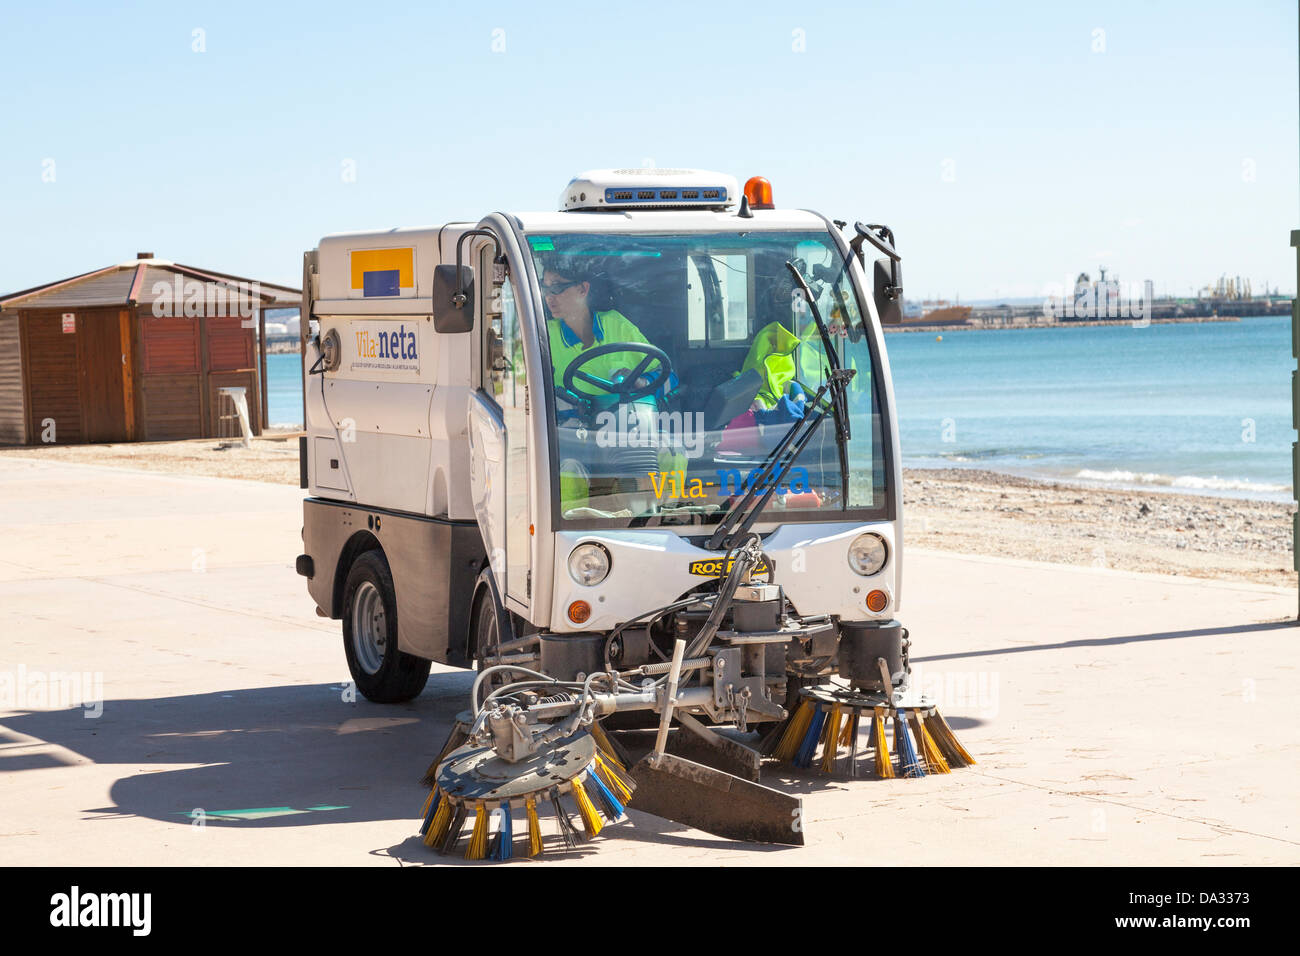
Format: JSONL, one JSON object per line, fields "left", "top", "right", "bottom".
{"left": 761, "top": 684, "right": 975, "bottom": 779}
{"left": 420, "top": 728, "right": 636, "bottom": 859}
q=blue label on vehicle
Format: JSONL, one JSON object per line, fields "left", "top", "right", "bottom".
{"left": 362, "top": 269, "right": 401, "bottom": 297}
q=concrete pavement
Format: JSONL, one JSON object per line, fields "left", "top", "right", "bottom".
{"left": 1, "top": 456, "right": 1296, "bottom": 865}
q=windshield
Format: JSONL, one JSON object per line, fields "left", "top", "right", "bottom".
{"left": 526, "top": 229, "right": 890, "bottom": 528}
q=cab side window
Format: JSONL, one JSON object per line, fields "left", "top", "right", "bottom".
{"left": 486, "top": 277, "right": 525, "bottom": 405}
{"left": 687, "top": 252, "right": 751, "bottom": 347}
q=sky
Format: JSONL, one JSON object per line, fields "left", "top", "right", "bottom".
{"left": 0, "top": 0, "right": 1296, "bottom": 301}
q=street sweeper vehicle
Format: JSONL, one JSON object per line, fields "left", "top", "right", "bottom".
{"left": 296, "top": 168, "right": 973, "bottom": 858}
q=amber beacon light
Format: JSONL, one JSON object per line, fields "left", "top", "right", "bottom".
{"left": 743, "top": 176, "right": 775, "bottom": 210}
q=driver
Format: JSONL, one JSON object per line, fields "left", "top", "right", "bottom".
{"left": 541, "top": 258, "right": 680, "bottom": 514}
{"left": 541, "top": 260, "right": 660, "bottom": 400}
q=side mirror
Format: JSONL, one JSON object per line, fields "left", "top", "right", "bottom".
{"left": 433, "top": 264, "right": 475, "bottom": 333}
{"left": 852, "top": 222, "right": 903, "bottom": 326}
{"left": 873, "top": 258, "right": 904, "bottom": 325}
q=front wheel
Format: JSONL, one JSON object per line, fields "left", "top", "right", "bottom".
{"left": 471, "top": 576, "right": 505, "bottom": 692}
{"left": 471, "top": 571, "right": 525, "bottom": 702}
{"left": 342, "top": 550, "right": 430, "bottom": 703}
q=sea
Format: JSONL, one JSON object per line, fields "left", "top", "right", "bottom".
{"left": 266, "top": 314, "right": 1296, "bottom": 502}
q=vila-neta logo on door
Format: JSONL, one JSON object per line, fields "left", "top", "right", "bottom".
{"left": 350, "top": 321, "right": 420, "bottom": 373}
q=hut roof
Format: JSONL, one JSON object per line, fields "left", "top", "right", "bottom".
{"left": 0, "top": 255, "right": 300, "bottom": 312}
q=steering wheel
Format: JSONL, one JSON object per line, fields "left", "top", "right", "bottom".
{"left": 562, "top": 342, "right": 673, "bottom": 404}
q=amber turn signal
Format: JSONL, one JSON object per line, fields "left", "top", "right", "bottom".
{"left": 568, "top": 600, "right": 592, "bottom": 624}
{"left": 866, "top": 590, "right": 888, "bottom": 613}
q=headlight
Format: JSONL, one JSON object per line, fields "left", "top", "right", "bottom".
{"left": 847, "top": 533, "right": 887, "bottom": 576}
{"left": 568, "top": 543, "right": 611, "bottom": 586}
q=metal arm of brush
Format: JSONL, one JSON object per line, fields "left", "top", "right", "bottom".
{"left": 650, "top": 639, "right": 687, "bottom": 769}
{"left": 877, "top": 657, "right": 897, "bottom": 704}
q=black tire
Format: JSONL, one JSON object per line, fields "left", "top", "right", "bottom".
{"left": 472, "top": 584, "right": 501, "bottom": 663}
{"left": 470, "top": 580, "right": 507, "bottom": 694}
{"left": 341, "top": 550, "right": 430, "bottom": 703}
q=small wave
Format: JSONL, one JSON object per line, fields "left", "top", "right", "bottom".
{"left": 939, "top": 448, "right": 1024, "bottom": 462}
{"left": 1074, "top": 468, "right": 1290, "bottom": 494}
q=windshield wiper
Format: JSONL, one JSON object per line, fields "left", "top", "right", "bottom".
{"left": 785, "top": 260, "right": 854, "bottom": 502}
{"left": 704, "top": 367, "right": 855, "bottom": 552}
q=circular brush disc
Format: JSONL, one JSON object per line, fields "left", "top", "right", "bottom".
{"left": 436, "top": 730, "right": 597, "bottom": 804}
{"left": 799, "top": 684, "right": 936, "bottom": 716}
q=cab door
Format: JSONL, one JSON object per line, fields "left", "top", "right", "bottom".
{"left": 467, "top": 247, "right": 532, "bottom": 614}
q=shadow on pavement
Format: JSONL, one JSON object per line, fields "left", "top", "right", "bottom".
{"left": 0, "top": 672, "right": 475, "bottom": 831}
{"left": 913, "top": 619, "right": 1296, "bottom": 664}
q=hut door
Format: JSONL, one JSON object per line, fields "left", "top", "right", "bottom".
{"left": 76, "top": 309, "right": 129, "bottom": 443}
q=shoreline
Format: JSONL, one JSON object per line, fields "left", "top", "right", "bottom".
{"left": 904, "top": 461, "right": 1291, "bottom": 504}
{"left": 0, "top": 441, "right": 1290, "bottom": 587}
{"left": 885, "top": 314, "right": 1249, "bottom": 334}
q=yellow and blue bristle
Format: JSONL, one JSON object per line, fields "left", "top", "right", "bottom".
{"left": 793, "top": 704, "right": 828, "bottom": 768}
{"left": 570, "top": 775, "right": 603, "bottom": 838}
{"left": 842, "top": 709, "right": 861, "bottom": 777}
{"left": 766, "top": 699, "right": 815, "bottom": 762}
{"left": 872, "top": 707, "right": 894, "bottom": 778}
{"left": 431, "top": 775, "right": 629, "bottom": 860}
{"left": 466, "top": 801, "right": 491, "bottom": 859}
{"left": 772, "top": 700, "right": 972, "bottom": 780}
{"left": 489, "top": 803, "right": 513, "bottom": 861}
{"left": 419, "top": 786, "right": 441, "bottom": 838}
{"left": 595, "top": 753, "right": 635, "bottom": 805}
{"left": 909, "top": 710, "right": 951, "bottom": 775}
{"left": 924, "top": 710, "right": 976, "bottom": 768}
{"left": 585, "top": 761, "right": 626, "bottom": 820}
{"left": 422, "top": 787, "right": 458, "bottom": 848}
{"left": 526, "top": 796, "right": 543, "bottom": 857}
{"left": 819, "top": 705, "right": 843, "bottom": 773}
{"left": 894, "top": 708, "right": 925, "bottom": 778}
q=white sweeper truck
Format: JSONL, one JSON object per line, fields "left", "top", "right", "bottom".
{"left": 295, "top": 168, "right": 973, "bottom": 859}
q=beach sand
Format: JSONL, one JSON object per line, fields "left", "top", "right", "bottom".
{"left": 905, "top": 468, "right": 1293, "bottom": 589}
{"left": 0, "top": 432, "right": 304, "bottom": 485}
{"left": 0, "top": 439, "right": 1292, "bottom": 588}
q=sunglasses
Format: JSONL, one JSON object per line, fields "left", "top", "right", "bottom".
{"left": 541, "top": 279, "right": 582, "bottom": 295}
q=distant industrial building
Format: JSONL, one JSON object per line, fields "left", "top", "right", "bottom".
{"left": 0, "top": 254, "right": 299, "bottom": 445}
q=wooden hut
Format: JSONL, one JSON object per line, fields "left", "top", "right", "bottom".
{"left": 0, "top": 254, "right": 299, "bottom": 445}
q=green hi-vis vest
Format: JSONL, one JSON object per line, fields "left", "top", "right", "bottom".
{"left": 738, "top": 321, "right": 801, "bottom": 407}
{"left": 739, "top": 320, "right": 864, "bottom": 408}
{"left": 548, "top": 309, "right": 654, "bottom": 397}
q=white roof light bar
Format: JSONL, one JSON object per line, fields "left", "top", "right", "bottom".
{"left": 560, "top": 168, "right": 739, "bottom": 212}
